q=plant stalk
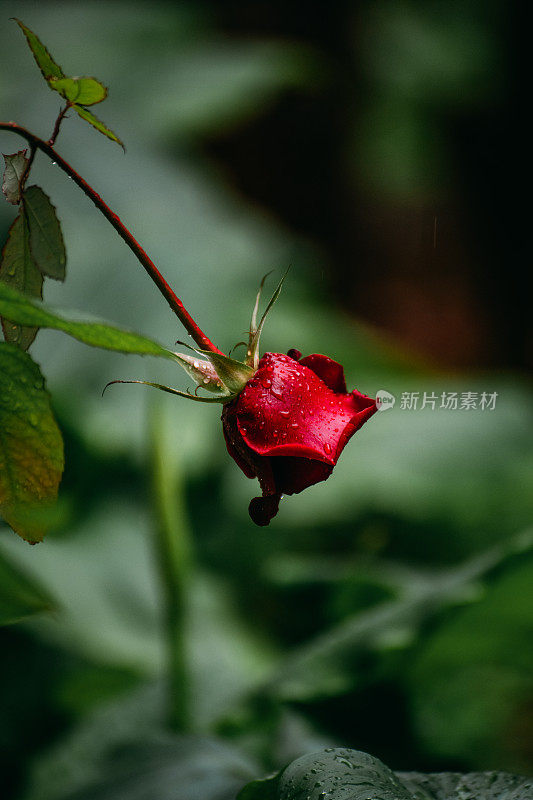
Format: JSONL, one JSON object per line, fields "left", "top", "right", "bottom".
{"left": 0, "top": 121, "right": 223, "bottom": 354}
{"left": 149, "top": 401, "right": 192, "bottom": 732}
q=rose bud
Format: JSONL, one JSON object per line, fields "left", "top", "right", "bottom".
{"left": 104, "top": 271, "right": 376, "bottom": 525}
{"left": 221, "top": 350, "right": 376, "bottom": 525}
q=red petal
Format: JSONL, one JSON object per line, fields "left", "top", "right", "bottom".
{"left": 233, "top": 352, "right": 376, "bottom": 466}
{"left": 299, "top": 353, "right": 347, "bottom": 393}
{"left": 222, "top": 412, "right": 255, "bottom": 479}
{"left": 271, "top": 456, "right": 333, "bottom": 495}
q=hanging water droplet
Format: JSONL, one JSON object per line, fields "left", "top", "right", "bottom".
{"left": 193, "top": 361, "right": 199, "bottom": 369}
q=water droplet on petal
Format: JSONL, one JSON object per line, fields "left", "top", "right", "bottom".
{"left": 324, "top": 442, "right": 331, "bottom": 454}
{"left": 280, "top": 410, "right": 290, "bottom": 417}
{"left": 203, "top": 377, "right": 209, "bottom": 384}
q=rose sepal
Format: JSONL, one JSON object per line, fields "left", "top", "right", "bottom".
{"left": 246, "top": 269, "right": 288, "bottom": 370}
{"left": 169, "top": 351, "right": 229, "bottom": 394}
{"left": 176, "top": 341, "right": 254, "bottom": 396}
{"left": 103, "top": 379, "right": 232, "bottom": 403}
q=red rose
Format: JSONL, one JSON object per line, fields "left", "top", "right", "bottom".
{"left": 221, "top": 349, "right": 377, "bottom": 526}
{"left": 104, "top": 271, "right": 377, "bottom": 526}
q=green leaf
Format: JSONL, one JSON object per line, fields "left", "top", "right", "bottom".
{"left": 237, "top": 773, "right": 280, "bottom": 800}
{"left": 49, "top": 76, "right": 108, "bottom": 105}
{"left": 0, "top": 211, "right": 43, "bottom": 350}
{"left": 23, "top": 185, "right": 66, "bottom": 281}
{"left": 0, "top": 282, "right": 178, "bottom": 359}
{"left": 13, "top": 18, "right": 64, "bottom": 82}
{"left": 0, "top": 549, "right": 55, "bottom": 625}
{"left": 2, "top": 150, "right": 29, "bottom": 205}
{"left": 0, "top": 343, "right": 64, "bottom": 543}
{"left": 238, "top": 748, "right": 533, "bottom": 800}
{"left": 73, "top": 105, "right": 124, "bottom": 149}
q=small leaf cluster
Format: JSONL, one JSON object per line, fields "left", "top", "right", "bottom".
{"left": 14, "top": 19, "right": 122, "bottom": 147}
{"left": 0, "top": 20, "right": 127, "bottom": 542}
{"left": 0, "top": 178, "right": 66, "bottom": 349}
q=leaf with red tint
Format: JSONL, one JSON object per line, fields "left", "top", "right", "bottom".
{"left": 2, "top": 150, "right": 28, "bottom": 205}
{"left": 0, "top": 344, "right": 64, "bottom": 543}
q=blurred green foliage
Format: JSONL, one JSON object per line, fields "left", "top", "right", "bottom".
{"left": 0, "top": 2, "right": 531, "bottom": 799}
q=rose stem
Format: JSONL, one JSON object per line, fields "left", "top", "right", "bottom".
{"left": 0, "top": 121, "right": 223, "bottom": 354}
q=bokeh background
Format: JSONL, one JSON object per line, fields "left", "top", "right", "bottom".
{"left": 0, "top": 2, "right": 531, "bottom": 798}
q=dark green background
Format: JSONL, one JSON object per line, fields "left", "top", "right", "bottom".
{"left": 1, "top": 2, "right": 531, "bottom": 799}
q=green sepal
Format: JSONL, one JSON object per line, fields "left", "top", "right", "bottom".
{"left": 246, "top": 269, "right": 289, "bottom": 369}
{"left": 177, "top": 341, "right": 254, "bottom": 396}
{"left": 171, "top": 351, "right": 231, "bottom": 396}
{"left": 103, "top": 380, "right": 230, "bottom": 404}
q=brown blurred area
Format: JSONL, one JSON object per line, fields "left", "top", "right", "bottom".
{"left": 199, "top": 1, "right": 528, "bottom": 371}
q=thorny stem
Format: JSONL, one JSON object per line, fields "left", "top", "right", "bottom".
{"left": 48, "top": 103, "right": 70, "bottom": 146}
{"left": 0, "top": 121, "right": 223, "bottom": 354}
